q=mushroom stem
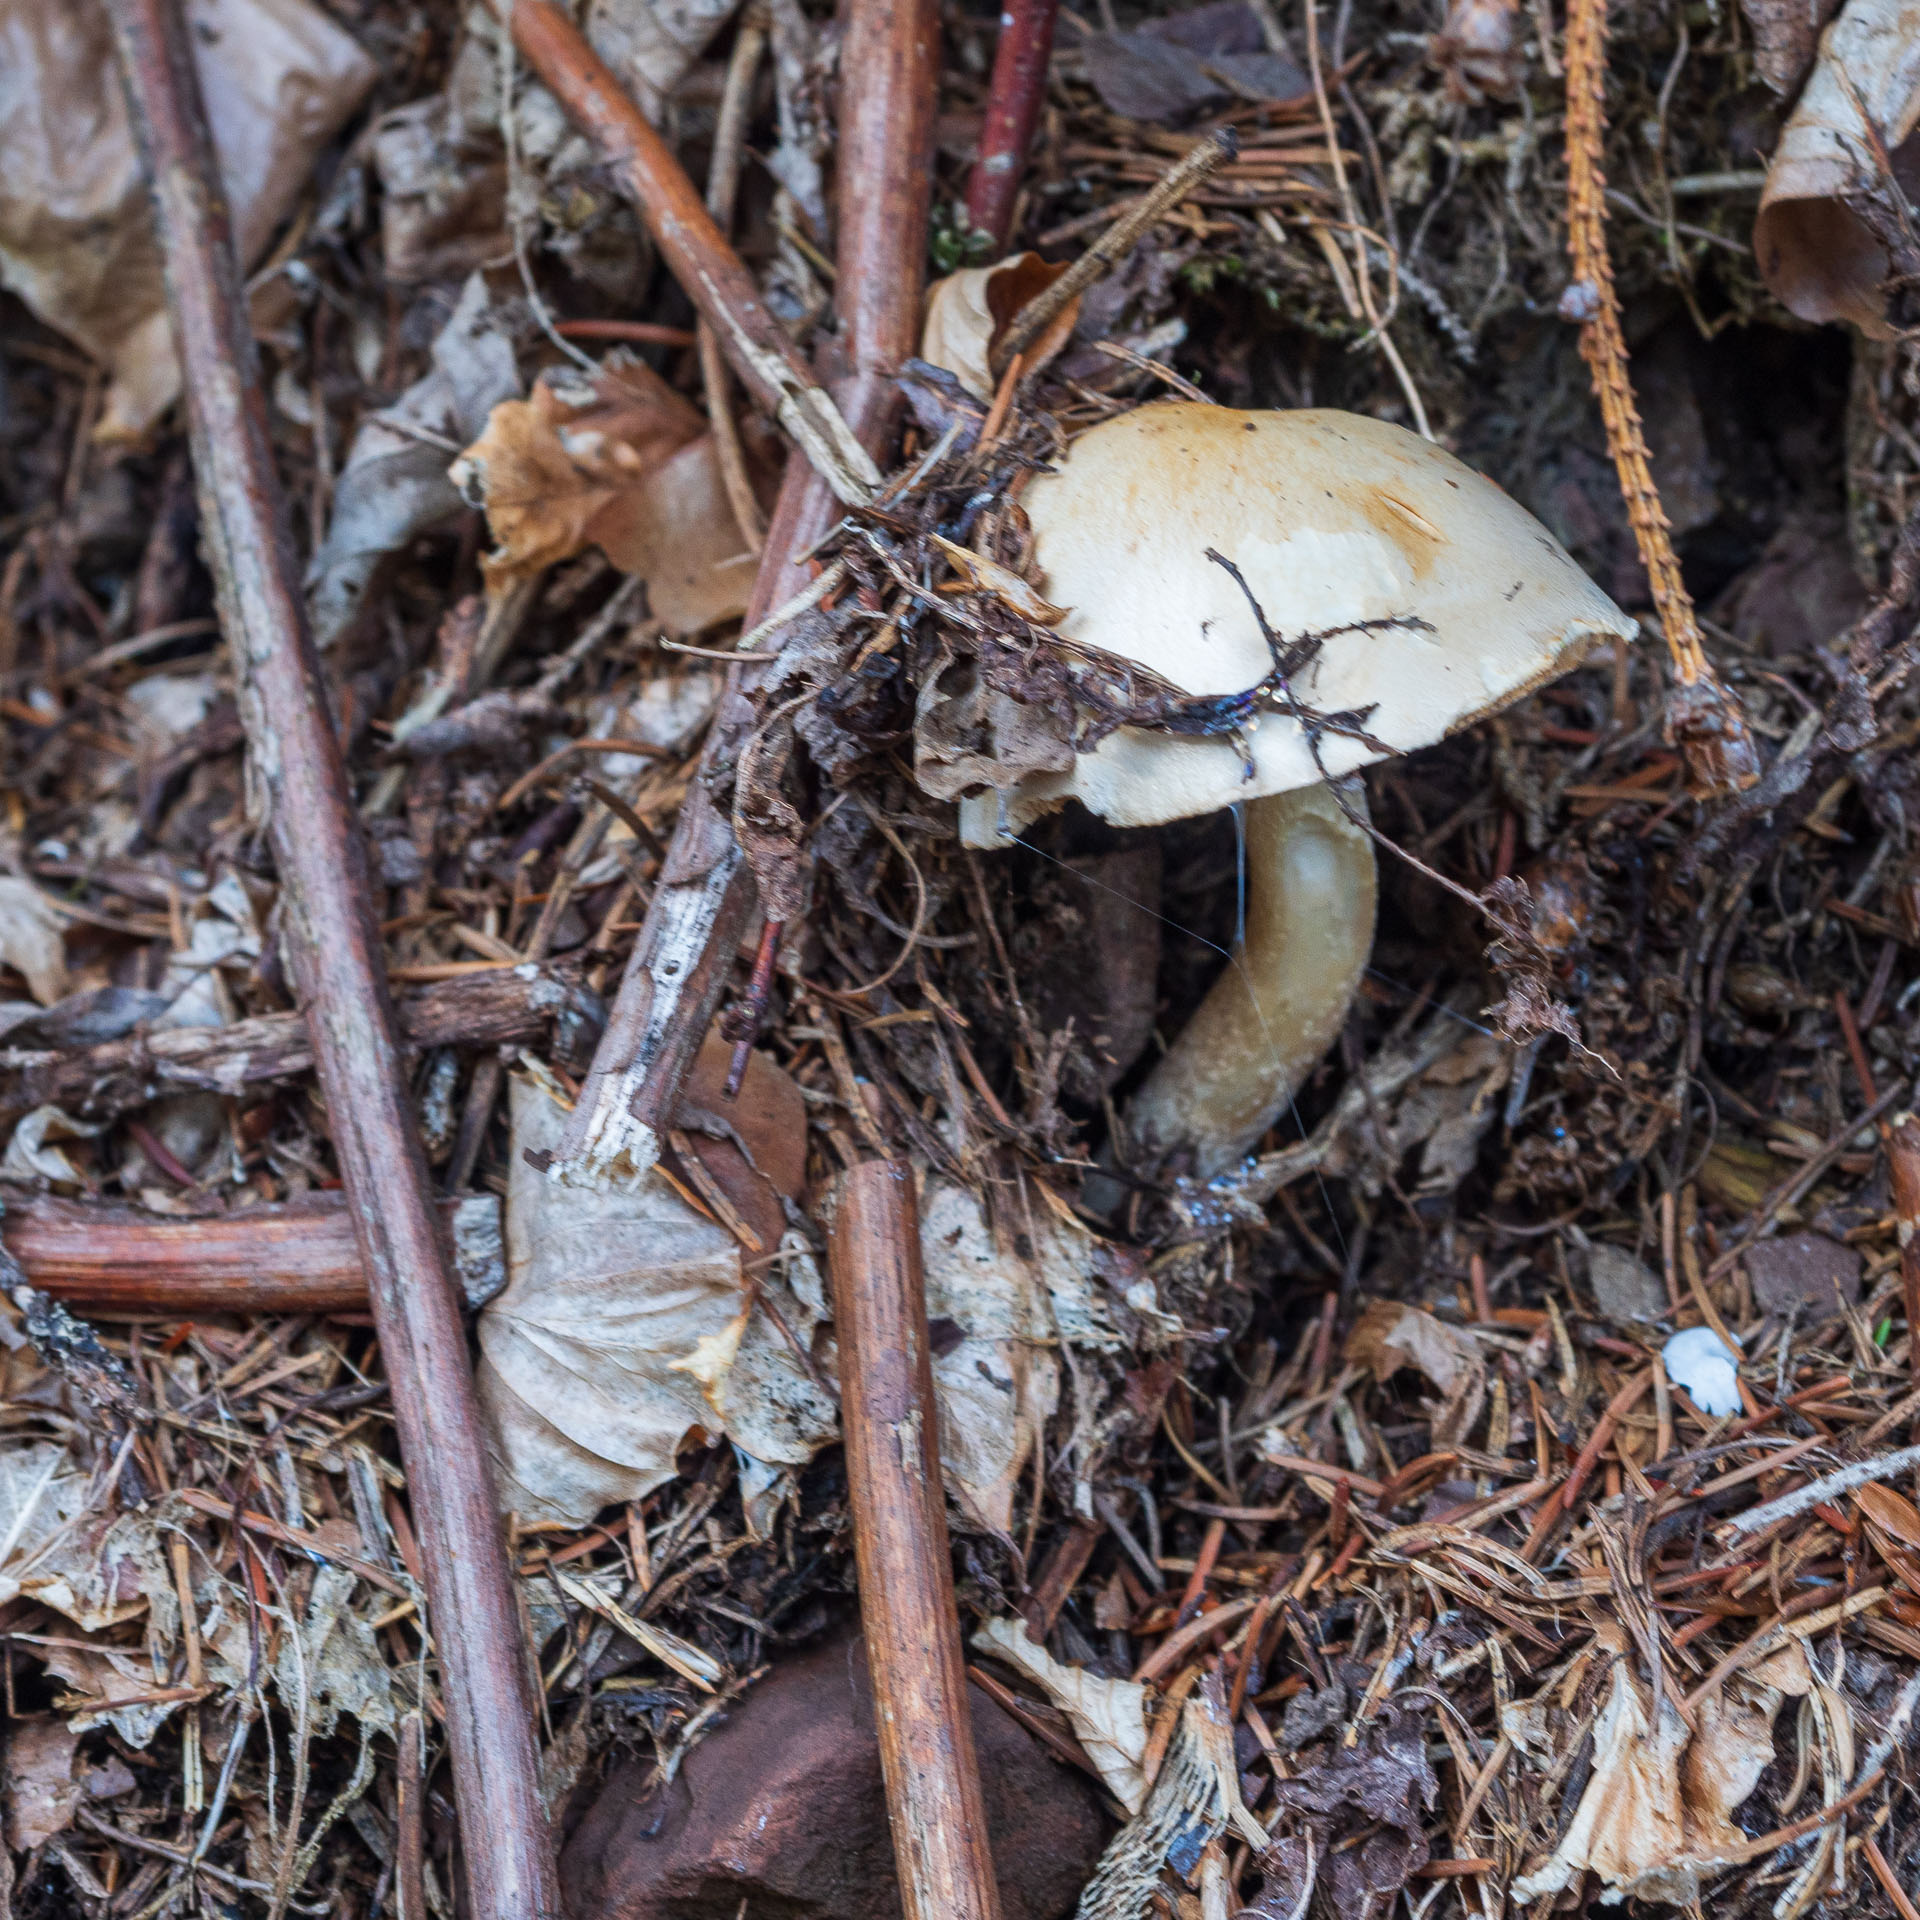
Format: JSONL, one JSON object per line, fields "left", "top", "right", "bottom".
{"left": 1124, "top": 780, "right": 1376, "bottom": 1181}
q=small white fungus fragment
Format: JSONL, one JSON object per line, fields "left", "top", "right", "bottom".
{"left": 1662, "top": 1326, "right": 1742, "bottom": 1417}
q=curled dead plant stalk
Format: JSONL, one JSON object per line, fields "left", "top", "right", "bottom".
{"left": 1562, "top": 0, "right": 1759, "bottom": 797}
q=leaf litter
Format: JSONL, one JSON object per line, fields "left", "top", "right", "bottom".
{"left": 7, "top": 0, "right": 1920, "bottom": 1911}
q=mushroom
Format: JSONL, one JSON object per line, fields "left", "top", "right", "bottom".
{"left": 959, "top": 401, "right": 1637, "bottom": 1181}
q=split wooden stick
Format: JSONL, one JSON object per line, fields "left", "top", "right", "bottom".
{"left": 825, "top": 1161, "right": 1004, "bottom": 1920}
{"left": 104, "top": 4, "right": 558, "bottom": 1914}
{"left": 544, "top": 0, "right": 938, "bottom": 1189}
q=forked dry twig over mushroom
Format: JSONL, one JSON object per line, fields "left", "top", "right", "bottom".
{"left": 950, "top": 400, "right": 1634, "bottom": 1181}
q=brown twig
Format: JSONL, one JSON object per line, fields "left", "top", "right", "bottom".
{"left": 825, "top": 1161, "right": 1004, "bottom": 1920}
{"left": 1562, "top": 0, "right": 1758, "bottom": 796}
{"left": 395, "top": 1712, "right": 429, "bottom": 1920}
{"left": 546, "top": 0, "right": 937, "bottom": 1189}
{"left": 5, "top": 1192, "right": 493, "bottom": 1314}
{"left": 103, "top": 4, "right": 559, "bottom": 1913}
{"left": 510, "top": 0, "right": 878, "bottom": 506}
{"left": 965, "top": 0, "right": 1060, "bottom": 253}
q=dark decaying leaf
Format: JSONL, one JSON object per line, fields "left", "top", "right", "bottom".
{"left": 1251, "top": 1704, "right": 1437, "bottom": 1920}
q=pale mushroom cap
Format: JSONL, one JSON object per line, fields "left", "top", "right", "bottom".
{"left": 960, "top": 403, "right": 1635, "bottom": 845}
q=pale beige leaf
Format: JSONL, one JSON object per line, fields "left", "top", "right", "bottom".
{"left": 975, "top": 1615, "right": 1149, "bottom": 1812}
{"left": 1756, "top": 0, "right": 1920, "bottom": 334}
{"left": 4, "top": 1718, "right": 80, "bottom": 1851}
{"left": 0, "top": 877, "right": 68, "bottom": 1007}
{"left": 0, "top": 0, "right": 376, "bottom": 439}
{"left": 477, "top": 1076, "right": 835, "bottom": 1527}
{"left": 920, "top": 252, "right": 1080, "bottom": 400}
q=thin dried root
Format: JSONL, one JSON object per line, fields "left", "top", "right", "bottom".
{"left": 1562, "top": 0, "right": 1759, "bottom": 796}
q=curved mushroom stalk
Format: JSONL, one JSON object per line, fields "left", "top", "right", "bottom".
{"left": 1124, "top": 780, "right": 1376, "bottom": 1181}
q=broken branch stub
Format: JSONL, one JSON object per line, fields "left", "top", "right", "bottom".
{"left": 102, "top": 2, "right": 560, "bottom": 1913}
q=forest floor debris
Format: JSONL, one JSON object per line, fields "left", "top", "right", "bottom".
{"left": 7, "top": 0, "right": 1920, "bottom": 1914}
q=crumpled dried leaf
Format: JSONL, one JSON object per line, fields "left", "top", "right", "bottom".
{"left": 270, "top": 1562, "right": 396, "bottom": 1737}
{"left": 0, "top": 877, "right": 68, "bottom": 1008}
{"left": 1, "top": 1106, "right": 105, "bottom": 1189}
{"left": 4, "top": 1718, "right": 81, "bottom": 1851}
{"left": 452, "top": 359, "right": 764, "bottom": 634}
{"left": 975, "top": 1615, "right": 1149, "bottom": 1812}
{"left": 1740, "top": 0, "right": 1844, "bottom": 91}
{"left": 1076, "top": 3, "right": 1308, "bottom": 123}
{"left": 478, "top": 1073, "right": 836, "bottom": 1526}
{"left": 1511, "top": 1654, "right": 1806, "bottom": 1906}
{"left": 0, "top": 1442, "right": 91, "bottom": 1615}
{"left": 913, "top": 655, "right": 1076, "bottom": 803}
{"left": 0, "top": 0, "right": 375, "bottom": 440}
{"left": 586, "top": 0, "right": 744, "bottom": 122}
{"left": 16, "top": 1503, "right": 165, "bottom": 1634}
{"left": 1256, "top": 1702, "right": 1436, "bottom": 1920}
{"left": 1429, "top": 0, "right": 1526, "bottom": 99}
{"left": 307, "top": 273, "right": 520, "bottom": 651}
{"left": 919, "top": 1178, "right": 1061, "bottom": 1534}
{"left": 920, "top": 252, "right": 1081, "bottom": 400}
{"left": 40, "top": 1636, "right": 181, "bottom": 1747}
{"left": 371, "top": 70, "right": 507, "bottom": 285}
{"left": 1344, "top": 1301, "right": 1485, "bottom": 1448}
{"left": 1755, "top": 0, "right": 1920, "bottom": 334}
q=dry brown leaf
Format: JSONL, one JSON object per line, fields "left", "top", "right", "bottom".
{"left": 668, "top": 1030, "right": 808, "bottom": 1257}
{"left": 1344, "top": 1300, "right": 1486, "bottom": 1448}
{"left": 920, "top": 252, "right": 1081, "bottom": 399}
{"left": 451, "top": 361, "right": 766, "bottom": 634}
{"left": 1754, "top": 0, "right": 1920, "bottom": 334}
{"left": 1855, "top": 1479, "right": 1920, "bottom": 1546}
{"left": 0, "top": 878, "right": 68, "bottom": 1008}
{"left": 3, "top": 1718, "right": 81, "bottom": 1851}
{"left": 1511, "top": 1656, "right": 1801, "bottom": 1906}
{"left": 931, "top": 534, "right": 1068, "bottom": 626}
{"left": 0, "top": 0, "right": 376, "bottom": 440}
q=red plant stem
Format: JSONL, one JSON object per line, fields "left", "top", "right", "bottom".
{"left": 102, "top": 5, "right": 558, "bottom": 1914}
{"left": 965, "top": 0, "right": 1060, "bottom": 253}
{"left": 550, "top": 0, "right": 938, "bottom": 1185}
{"left": 826, "top": 1161, "right": 1004, "bottom": 1920}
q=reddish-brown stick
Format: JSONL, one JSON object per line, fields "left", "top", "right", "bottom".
{"left": 965, "top": 0, "right": 1060, "bottom": 252}
{"left": 102, "top": 4, "right": 558, "bottom": 1913}
{"left": 538, "top": 0, "right": 938, "bottom": 1184}
{"left": 4, "top": 1193, "right": 491, "bottom": 1315}
{"left": 825, "top": 1161, "right": 1003, "bottom": 1920}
